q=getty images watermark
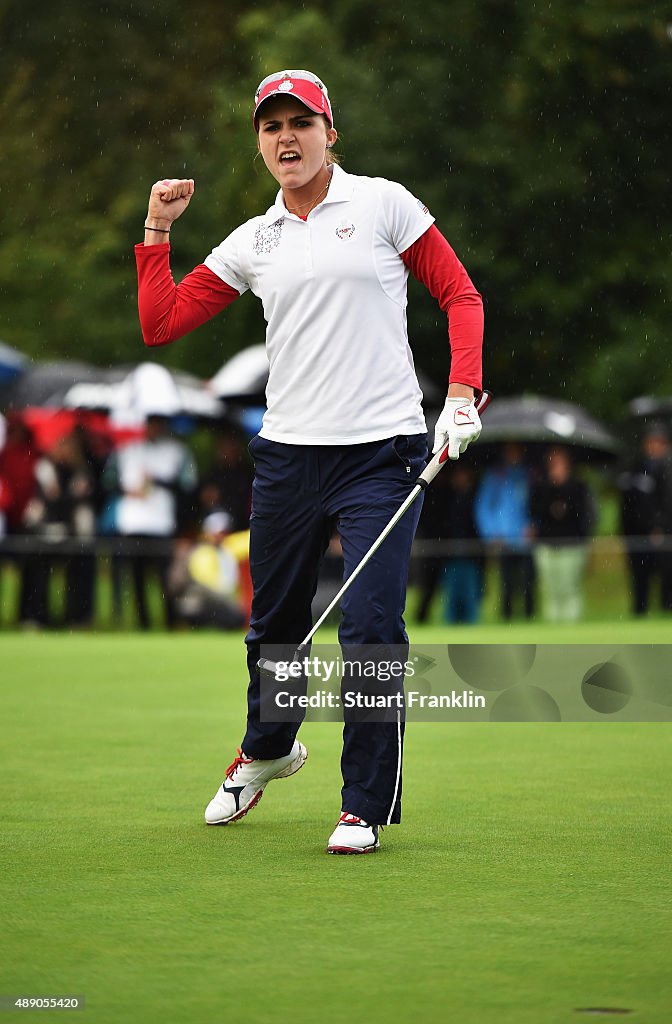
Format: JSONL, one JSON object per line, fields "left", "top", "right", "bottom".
{"left": 259, "top": 644, "right": 672, "bottom": 723}
{"left": 271, "top": 654, "right": 484, "bottom": 712}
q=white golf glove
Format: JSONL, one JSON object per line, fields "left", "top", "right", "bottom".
{"left": 432, "top": 396, "right": 482, "bottom": 459}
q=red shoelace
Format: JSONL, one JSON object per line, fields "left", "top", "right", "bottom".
{"left": 338, "top": 812, "right": 383, "bottom": 832}
{"left": 225, "top": 748, "right": 254, "bottom": 780}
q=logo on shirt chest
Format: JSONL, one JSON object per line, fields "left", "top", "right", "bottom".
{"left": 335, "top": 221, "right": 356, "bottom": 241}
{"left": 254, "top": 218, "right": 284, "bottom": 255}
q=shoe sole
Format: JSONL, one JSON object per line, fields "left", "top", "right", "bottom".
{"left": 206, "top": 743, "right": 308, "bottom": 826}
{"left": 208, "top": 786, "right": 265, "bottom": 826}
{"left": 326, "top": 843, "right": 379, "bottom": 855}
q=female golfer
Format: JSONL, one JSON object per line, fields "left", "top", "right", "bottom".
{"left": 136, "top": 69, "right": 483, "bottom": 854}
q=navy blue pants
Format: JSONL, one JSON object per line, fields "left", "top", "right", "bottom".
{"left": 241, "top": 432, "right": 427, "bottom": 825}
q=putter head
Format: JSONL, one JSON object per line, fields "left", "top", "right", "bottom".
{"left": 258, "top": 656, "right": 281, "bottom": 681}
{"left": 257, "top": 643, "right": 307, "bottom": 682}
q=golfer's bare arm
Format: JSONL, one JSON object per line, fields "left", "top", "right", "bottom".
{"left": 136, "top": 178, "right": 240, "bottom": 347}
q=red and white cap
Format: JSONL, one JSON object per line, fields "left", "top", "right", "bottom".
{"left": 253, "top": 70, "right": 334, "bottom": 129}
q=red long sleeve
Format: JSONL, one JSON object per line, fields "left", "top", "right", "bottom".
{"left": 134, "top": 242, "right": 240, "bottom": 346}
{"left": 400, "top": 225, "right": 483, "bottom": 392}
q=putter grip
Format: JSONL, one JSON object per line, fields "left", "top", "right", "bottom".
{"left": 417, "top": 390, "right": 492, "bottom": 487}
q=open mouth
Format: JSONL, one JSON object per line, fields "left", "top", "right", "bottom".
{"left": 279, "top": 151, "right": 301, "bottom": 166}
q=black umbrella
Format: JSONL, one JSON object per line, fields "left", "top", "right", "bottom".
{"left": 471, "top": 394, "right": 621, "bottom": 460}
{"left": 1, "top": 360, "right": 100, "bottom": 410}
{"left": 1, "top": 359, "right": 226, "bottom": 421}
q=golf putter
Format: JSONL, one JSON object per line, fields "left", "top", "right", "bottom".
{"left": 258, "top": 390, "right": 492, "bottom": 678}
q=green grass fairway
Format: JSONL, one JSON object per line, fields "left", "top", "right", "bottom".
{"left": 2, "top": 625, "right": 670, "bottom": 1022}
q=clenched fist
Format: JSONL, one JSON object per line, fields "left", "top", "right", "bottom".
{"left": 145, "top": 178, "right": 195, "bottom": 228}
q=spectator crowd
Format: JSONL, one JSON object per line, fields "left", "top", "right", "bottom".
{"left": 0, "top": 411, "right": 253, "bottom": 630}
{"left": 2, "top": 408, "right": 672, "bottom": 629}
{"left": 415, "top": 422, "right": 672, "bottom": 624}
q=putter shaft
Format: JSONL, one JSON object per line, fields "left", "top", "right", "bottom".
{"left": 289, "top": 390, "right": 493, "bottom": 656}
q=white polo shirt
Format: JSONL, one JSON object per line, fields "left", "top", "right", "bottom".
{"left": 204, "top": 165, "right": 434, "bottom": 445}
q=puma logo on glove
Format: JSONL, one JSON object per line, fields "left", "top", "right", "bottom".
{"left": 433, "top": 396, "right": 482, "bottom": 460}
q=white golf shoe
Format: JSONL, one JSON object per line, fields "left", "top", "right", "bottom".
{"left": 204, "top": 740, "right": 308, "bottom": 825}
{"left": 326, "top": 812, "right": 381, "bottom": 854}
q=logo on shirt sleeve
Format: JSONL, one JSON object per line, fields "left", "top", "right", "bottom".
{"left": 254, "top": 217, "right": 284, "bottom": 255}
{"left": 417, "top": 199, "right": 430, "bottom": 215}
{"left": 335, "top": 221, "right": 356, "bottom": 241}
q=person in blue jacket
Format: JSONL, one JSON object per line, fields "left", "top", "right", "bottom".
{"left": 475, "top": 442, "right": 535, "bottom": 619}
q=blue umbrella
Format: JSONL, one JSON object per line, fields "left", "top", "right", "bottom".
{"left": 0, "top": 341, "right": 29, "bottom": 387}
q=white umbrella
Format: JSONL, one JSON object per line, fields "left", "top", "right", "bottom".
{"left": 210, "top": 345, "right": 269, "bottom": 402}
{"left": 64, "top": 363, "right": 226, "bottom": 421}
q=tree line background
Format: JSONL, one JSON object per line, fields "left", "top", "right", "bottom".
{"left": 0, "top": 0, "right": 669, "bottom": 417}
